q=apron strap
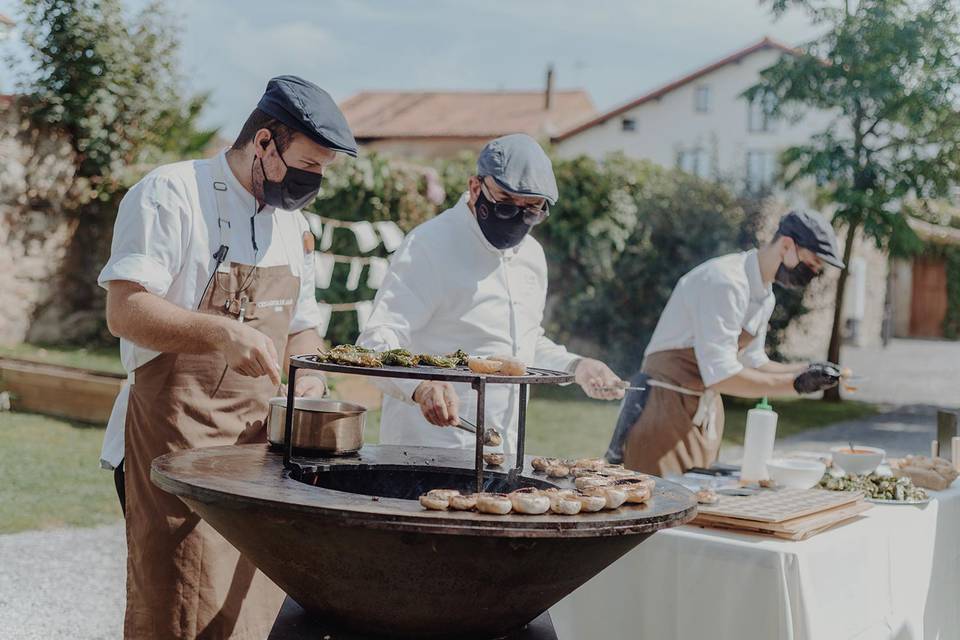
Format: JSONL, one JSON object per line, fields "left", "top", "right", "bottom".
{"left": 648, "top": 379, "right": 720, "bottom": 442}
{"left": 210, "top": 157, "right": 232, "bottom": 272}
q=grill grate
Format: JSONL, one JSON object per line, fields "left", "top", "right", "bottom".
{"left": 283, "top": 356, "right": 574, "bottom": 491}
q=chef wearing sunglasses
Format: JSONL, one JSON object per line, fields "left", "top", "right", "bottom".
{"left": 358, "top": 134, "right": 624, "bottom": 455}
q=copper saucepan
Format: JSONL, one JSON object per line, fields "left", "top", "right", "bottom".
{"left": 266, "top": 397, "right": 367, "bottom": 455}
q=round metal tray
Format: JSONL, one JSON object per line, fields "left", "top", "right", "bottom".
{"left": 288, "top": 354, "right": 574, "bottom": 385}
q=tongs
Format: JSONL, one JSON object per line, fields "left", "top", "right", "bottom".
{"left": 599, "top": 380, "right": 647, "bottom": 393}
{"left": 452, "top": 415, "right": 503, "bottom": 447}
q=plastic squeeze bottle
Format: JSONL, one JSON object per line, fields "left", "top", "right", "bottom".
{"left": 739, "top": 398, "right": 779, "bottom": 482}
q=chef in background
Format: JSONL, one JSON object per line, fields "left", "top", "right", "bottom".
{"left": 357, "top": 134, "right": 623, "bottom": 455}
{"left": 606, "top": 210, "right": 846, "bottom": 476}
{"left": 98, "top": 76, "right": 355, "bottom": 639}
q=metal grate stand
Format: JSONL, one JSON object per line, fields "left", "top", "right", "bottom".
{"left": 281, "top": 356, "right": 573, "bottom": 486}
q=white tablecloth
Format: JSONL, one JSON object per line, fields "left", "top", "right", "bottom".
{"left": 551, "top": 483, "right": 960, "bottom": 640}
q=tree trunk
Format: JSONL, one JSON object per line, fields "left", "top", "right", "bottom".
{"left": 823, "top": 220, "right": 860, "bottom": 402}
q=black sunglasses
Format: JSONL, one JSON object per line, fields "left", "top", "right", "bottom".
{"left": 479, "top": 178, "right": 550, "bottom": 226}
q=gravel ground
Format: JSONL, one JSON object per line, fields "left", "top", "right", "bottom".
{"left": 0, "top": 523, "right": 125, "bottom": 640}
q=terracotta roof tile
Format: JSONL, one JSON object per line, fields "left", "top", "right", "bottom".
{"left": 340, "top": 90, "right": 595, "bottom": 140}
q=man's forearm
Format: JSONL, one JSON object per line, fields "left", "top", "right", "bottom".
{"left": 284, "top": 328, "right": 325, "bottom": 371}
{"left": 106, "top": 280, "right": 228, "bottom": 354}
{"left": 759, "top": 360, "right": 807, "bottom": 374}
{"left": 711, "top": 367, "right": 797, "bottom": 398}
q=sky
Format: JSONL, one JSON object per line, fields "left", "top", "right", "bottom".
{"left": 0, "top": 0, "right": 827, "bottom": 135}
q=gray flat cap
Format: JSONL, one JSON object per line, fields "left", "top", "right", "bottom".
{"left": 476, "top": 134, "right": 558, "bottom": 205}
{"left": 777, "top": 210, "right": 844, "bottom": 268}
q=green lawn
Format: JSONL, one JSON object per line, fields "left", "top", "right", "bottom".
{"left": 0, "top": 412, "right": 122, "bottom": 534}
{"left": 0, "top": 342, "right": 124, "bottom": 375}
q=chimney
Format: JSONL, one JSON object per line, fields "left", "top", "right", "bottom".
{"left": 544, "top": 64, "right": 554, "bottom": 111}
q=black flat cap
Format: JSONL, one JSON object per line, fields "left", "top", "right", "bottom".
{"left": 257, "top": 75, "right": 358, "bottom": 157}
{"left": 777, "top": 210, "right": 844, "bottom": 268}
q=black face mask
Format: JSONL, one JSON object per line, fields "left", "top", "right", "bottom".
{"left": 474, "top": 189, "right": 533, "bottom": 249}
{"left": 258, "top": 139, "right": 324, "bottom": 210}
{"left": 775, "top": 247, "right": 818, "bottom": 289}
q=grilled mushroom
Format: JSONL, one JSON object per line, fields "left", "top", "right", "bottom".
{"left": 484, "top": 452, "right": 505, "bottom": 467}
{"left": 573, "top": 458, "right": 606, "bottom": 472}
{"left": 448, "top": 494, "right": 478, "bottom": 511}
{"left": 575, "top": 475, "right": 612, "bottom": 490}
{"left": 695, "top": 488, "right": 719, "bottom": 505}
{"left": 483, "top": 429, "right": 503, "bottom": 447}
{"left": 546, "top": 464, "right": 571, "bottom": 478}
{"left": 531, "top": 457, "right": 555, "bottom": 472}
{"left": 617, "top": 481, "right": 652, "bottom": 504}
{"left": 509, "top": 488, "right": 550, "bottom": 515}
{"left": 419, "top": 494, "right": 449, "bottom": 510}
{"left": 476, "top": 493, "right": 513, "bottom": 515}
{"left": 572, "top": 492, "right": 607, "bottom": 513}
{"left": 543, "top": 488, "right": 583, "bottom": 515}
{"left": 582, "top": 485, "right": 628, "bottom": 510}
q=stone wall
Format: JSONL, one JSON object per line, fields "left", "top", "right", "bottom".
{"left": 0, "top": 104, "right": 78, "bottom": 345}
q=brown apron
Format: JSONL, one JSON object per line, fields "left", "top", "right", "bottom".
{"left": 623, "top": 330, "right": 753, "bottom": 476}
{"left": 123, "top": 170, "right": 302, "bottom": 638}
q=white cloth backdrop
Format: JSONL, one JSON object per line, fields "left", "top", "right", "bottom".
{"left": 551, "top": 482, "right": 960, "bottom": 640}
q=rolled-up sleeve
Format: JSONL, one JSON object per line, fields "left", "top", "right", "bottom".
{"left": 533, "top": 331, "right": 580, "bottom": 373}
{"left": 739, "top": 323, "right": 770, "bottom": 369}
{"left": 97, "top": 174, "right": 187, "bottom": 296}
{"left": 289, "top": 213, "right": 323, "bottom": 334}
{"left": 689, "top": 280, "right": 749, "bottom": 387}
{"left": 356, "top": 235, "right": 438, "bottom": 403}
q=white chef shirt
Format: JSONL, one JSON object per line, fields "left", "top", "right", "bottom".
{"left": 96, "top": 150, "right": 323, "bottom": 469}
{"left": 356, "top": 193, "right": 580, "bottom": 455}
{"left": 644, "top": 249, "right": 775, "bottom": 387}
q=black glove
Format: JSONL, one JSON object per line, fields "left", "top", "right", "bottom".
{"left": 793, "top": 363, "right": 842, "bottom": 394}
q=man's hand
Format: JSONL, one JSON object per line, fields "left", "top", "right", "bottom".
{"left": 574, "top": 358, "right": 625, "bottom": 400}
{"left": 793, "top": 363, "right": 841, "bottom": 394}
{"left": 413, "top": 381, "right": 460, "bottom": 426}
{"left": 217, "top": 321, "right": 281, "bottom": 386}
{"left": 294, "top": 374, "right": 327, "bottom": 398}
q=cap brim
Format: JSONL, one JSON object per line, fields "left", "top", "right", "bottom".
{"left": 818, "top": 253, "right": 845, "bottom": 269}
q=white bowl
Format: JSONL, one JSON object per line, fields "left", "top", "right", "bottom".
{"left": 830, "top": 446, "right": 885, "bottom": 476}
{"left": 766, "top": 458, "right": 826, "bottom": 489}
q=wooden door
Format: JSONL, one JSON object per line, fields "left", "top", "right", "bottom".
{"left": 910, "top": 256, "right": 948, "bottom": 337}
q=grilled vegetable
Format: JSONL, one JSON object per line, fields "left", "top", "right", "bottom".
{"left": 446, "top": 349, "right": 470, "bottom": 366}
{"left": 417, "top": 354, "right": 459, "bottom": 368}
{"left": 380, "top": 348, "right": 419, "bottom": 367}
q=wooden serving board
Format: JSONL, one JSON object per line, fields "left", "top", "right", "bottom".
{"left": 693, "top": 500, "right": 871, "bottom": 540}
{"left": 696, "top": 488, "right": 863, "bottom": 523}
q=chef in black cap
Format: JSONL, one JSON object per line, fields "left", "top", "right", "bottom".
{"left": 605, "top": 210, "right": 847, "bottom": 476}
{"left": 98, "top": 75, "right": 356, "bottom": 639}
{"left": 358, "top": 134, "right": 624, "bottom": 455}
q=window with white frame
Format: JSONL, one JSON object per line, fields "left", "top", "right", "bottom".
{"left": 678, "top": 148, "right": 712, "bottom": 179}
{"left": 621, "top": 117, "right": 637, "bottom": 132}
{"left": 747, "top": 93, "right": 777, "bottom": 132}
{"left": 694, "top": 86, "right": 711, "bottom": 113}
{"left": 746, "top": 150, "right": 777, "bottom": 192}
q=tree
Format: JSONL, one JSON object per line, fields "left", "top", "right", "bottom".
{"left": 13, "top": 0, "right": 217, "bottom": 340}
{"left": 747, "top": 0, "right": 960, "bottom": 400}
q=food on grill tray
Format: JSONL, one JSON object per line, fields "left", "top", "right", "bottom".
{"left": 544, "top": 488, "right": 583, "bottom": 515}
{"left": 483, "top": 428, "right": 503, "bottom": 447}
{"left": 531, "top": 457, "right": 555, "bottom": 472}
{"left": 819, "top": 472, "right": 928, "bottom": 502}
{"left": 467, "top": 357, "right": 503, "bottom": 374}
{"left": 419, "top": 489, "right": 458, "bottom": 511}
{"left": 483, "top": 452, "right": 505, "bottom": 467}
{"left": 582, "top": 485, "right": 628, "bottom": 509}
{"left": 476, "top": 493, "right": 513, "bottom": 515}
{"left": 316, "top": 346, "right": 471, "bottom": 369}
{"left": 448, "top": 493, "right": 478, "bottom": 511}
{"left": 546, "top": 463, "right": 571, "bottom": 478}
{"left": 891, "top": 455, "right": 959, "bottom": 491}
{"left": 572, "top": 492, "right": 607, "bottom": 512}
{"left": 465, "top": 354, "right": 528, "bottom": 376}
{"left": 509, "top": 488, "right": 551, "bottom": 515}
{"left": 575, "top": 475, "right": 611, "bottom": 490}
{"left": 572, "top": 458, "right": 606, "bottom": 472}
{"left": 619, "top": 481, "right": 653, "bottom": 504}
